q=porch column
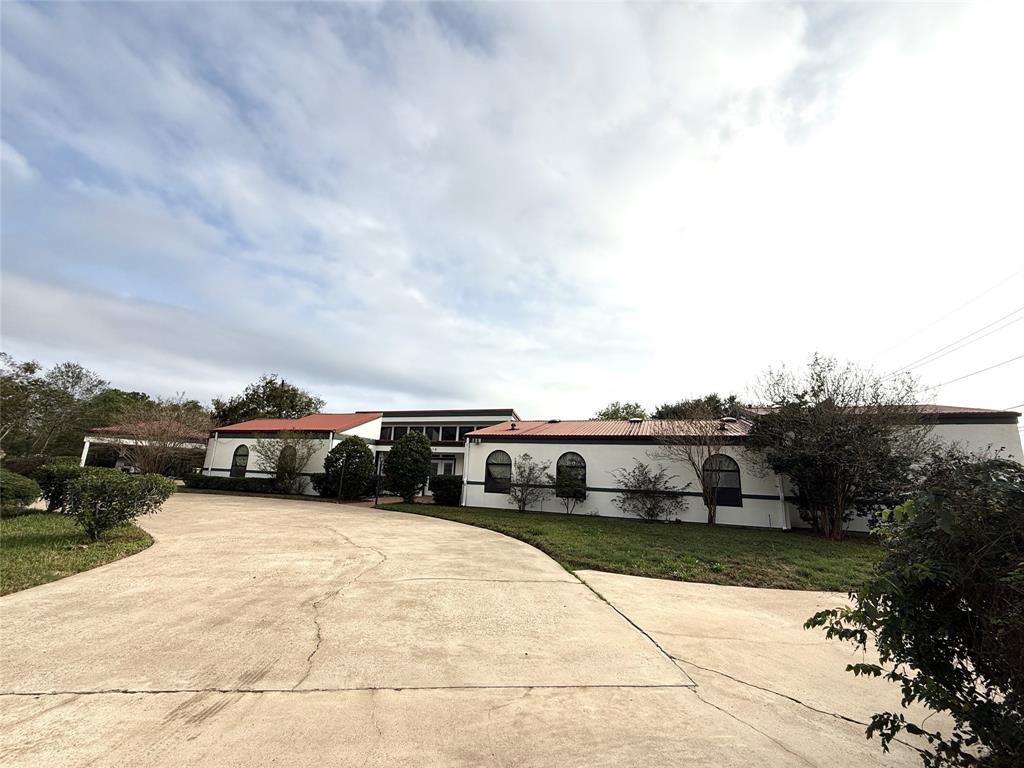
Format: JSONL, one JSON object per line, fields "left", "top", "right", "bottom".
{"left": 80, "top": 439, "right": 91, "bottom": 467}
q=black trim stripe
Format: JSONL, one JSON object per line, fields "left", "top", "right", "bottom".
{"left": 464, "top": 479, "right": 795, "bottom": 502}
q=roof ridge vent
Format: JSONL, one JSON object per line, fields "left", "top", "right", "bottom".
{"left": 509, "top": 422, "right": 517, "bottom": 431}
{"left": 548, "top": 419, "right": 561, "bottom": 423}
{"left": 721, "top": 416, "right": 737, "bottom": 423}
{"left": 628, "top": 417, "right": 643, "bottom": 423}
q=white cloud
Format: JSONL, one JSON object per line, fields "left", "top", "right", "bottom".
{"left": 2, "top": 2, "right": 1022, "bottom": 416}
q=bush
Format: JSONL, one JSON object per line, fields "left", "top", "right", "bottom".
{"left": 36, "top": 462, "right": 84, "bottom": 511}
{"left": 1, "top": 455, "right": 48, "bottom": 477}
{"left": 182, "top": 474, "right": 277, "bottom": 493}
{"left": 0, "top": 468, "right": 41, "bottom": 515}
{"left": 64, "top": 468, "right": 175, "bottom": 541}
{"left": 430, "top": 474, "right": 463, "bottom": 506}
{"left": 312, "top": 436, "right": 376, "bottom": 499}
{"left": 611, "top": 460, "right": 689, "bottom": 522}
{"left": 383, "top": 432, "right": 433, "bottom": 503}
{"left": 807, "top": 451, "right": 1024, "bottom": 766}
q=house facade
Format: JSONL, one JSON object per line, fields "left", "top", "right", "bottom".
{"left": 202, "top": 408, "right": 517, "bottom": 493}
{"left": 461, "top": 405, "right": 1023, "bottom": 531}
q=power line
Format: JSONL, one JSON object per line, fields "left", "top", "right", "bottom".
{"left": 888, "top": 307, "right": 1024, "bottom": 376}
{"left": 1003, "top": 402, "right": 1024, "bottom": 410}
{"left": 935, "top": 354, "right": 1024, "bottom": 388}
{"left": 868, "top": 267, "right": 1024, "bottom": 361}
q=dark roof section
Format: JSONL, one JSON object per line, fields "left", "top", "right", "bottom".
{"left": 89, "top": 421, "right": 209, "bottom": 442}
{"left": 467, "top": 419, "right": 753, "bottom": 441}
{"left": 370, "top": 408, "right": 520, "bottom": 419}
{"left": 216, "top": 412, "right": 383, "bottom": 434}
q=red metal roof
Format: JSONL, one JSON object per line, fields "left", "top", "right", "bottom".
{"left": 742, "top": 404, "right": 1020, "bottom": 419}
{"left": 216, "top": 412, "right": 383, "bottom": 433}
{"left": 467, "top": 419, "right": 753, "bottom": 440}
{"left": 88, "top": 421, "right": 209, "bottom": 442}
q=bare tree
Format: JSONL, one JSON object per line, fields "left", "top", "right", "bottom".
{"left": 508, "top": 453, "right": 553, "bottom": 512}
{"left": 250, "top": 431, "right": 323, "bottom": 494}
{"left": 114, "top": 395, "right": 212, "bottom": 475}
{"left": 652, "top": 407, "right": 741, "bottom": 525}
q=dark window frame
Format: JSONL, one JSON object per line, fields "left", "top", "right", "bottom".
{"left": 702, "top": 453, "right": 742, "bottom": 507}
{"left": 440, "top": 425, "right": 458, "bottom": 442}
{"left": 555, "top": 451, "right": 586, "bottom": 497}
{"left": 230, "top": 445, "right": 249, "bottom": 478}
{"left": 484, "top": 450, "right": 512, "bottom": 494}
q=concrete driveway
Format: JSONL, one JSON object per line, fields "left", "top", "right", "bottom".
{"left": 1, "top": 494, "right": 927, "bottom": 766}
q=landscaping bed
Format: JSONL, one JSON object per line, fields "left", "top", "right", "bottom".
{"left": 378, "top": 503, "right": 881, "bottom": 591}
{"left": 0, "top": 512, "right": 153, "bottom": 595}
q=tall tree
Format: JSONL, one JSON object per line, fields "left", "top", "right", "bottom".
{"left": 112, "top": 395, "right": 212, "bottom": 476}
{"left": 313, "top": 436, "right": 375, "bottom": 500}
{"left": 593, "top": 401, "right": 647, "bottom": 420}
{"left": 212, "top": 374, "right": 325, "bottom": 426}
{"left": 652, "top": 393, "right": 742, "bottom": 420}
{"left": 383, "top": 431, "right": 433, "bottom": 503}
{"left": 748, "top": 354, "right": 932, "bottom": 540}
{"left": 250, "top": 431, "right": 322, "bottom": 494}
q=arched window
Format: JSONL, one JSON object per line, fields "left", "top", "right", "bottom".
{"left": 484, "top": 450, "right": 512, "bottom": 493}
{"left": 279, "top": 445, "right": 297, "bottom": 473}
{"left": 702, "top": 454, "right": 742, "bottom": 507}
{"left": 556, "top": 452, "right": 586, "bottom": 497}
{"left": 230, "top": 445, "right": 249, "bottom": 478}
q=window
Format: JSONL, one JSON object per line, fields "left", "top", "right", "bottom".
{"left": 556, "top": 452, "right": 586, "bottom": 496}
{"left": 441, "top": 426, "right": 457, "bottom": 442}
{"left": 426, "top": 426, "right": 441, "bottom": 441}
{"left": 230, "top": 445, "right": 249, "bottom": 478}
{"left": 484, "top": 450, "right": 512, "bottom": 493}
{"left": 392, "top": 426, "right": 408, "bottom": 439}
{"left": 380, "top": 426, "right": 393, "bottom": 441}
{"left": 458, "top": 426, "right": 475, "bottom": 440}
{"left": 408, "top": 426, "right": 424, "bottom": 435}
{"left": 702, "top": 454, "right": 742, "bottom": 507}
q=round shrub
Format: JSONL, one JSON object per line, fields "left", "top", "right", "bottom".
{"left": 0, "top": 468, "right": 40, "bottom": 515}
{"left": 313, "top": 436, "right": 376, "bottom": 500}
{"left": 429, "top": 474, "right": 463, "bottom": 506}
{"left": 64, "top": 468, "right": 175, "bottom": 541}
{"left": 36, "top": 462, "right": 84, "bottom": 511}
{"left": 383, "top": 432, "right": 432, "bottom": 503}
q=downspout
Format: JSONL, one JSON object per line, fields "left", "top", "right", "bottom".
{"left": 776, "top": 473, "right": 791, "bottom": 530}
{"left": 205, "top": 432, "right": 218, "bottom": 475}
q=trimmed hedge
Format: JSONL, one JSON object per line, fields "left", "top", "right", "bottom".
{"left": 430, "top": 474, "right": 463, "bottom": 506}
{"left": 182, "top": 474, "right": 277, "bottom": 493}
{"left": 65, "top": 468, "right": 175, "bottom": 541}
{"left": 0, "top": 468, "right": 40, "bottom": 515}
{"left": 36, "top": 462, "right": 85, "bottom": 511}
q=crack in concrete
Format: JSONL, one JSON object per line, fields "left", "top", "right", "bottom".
{"left": 0, "top": 683, "right": 696, "bottom": 698}
{"left": 689, "top": 687, "right": 819, "bottom": 767}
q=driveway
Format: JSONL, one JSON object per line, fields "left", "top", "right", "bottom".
{"left": 1, "top": 494, "right": 926, "bottom": 766}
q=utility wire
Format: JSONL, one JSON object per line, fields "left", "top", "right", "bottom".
{"left": 868, "top": 267, "right": 1024, "bottom": 361}
{"left": 888, "top": 308, "right": 1024, "bottom": 376}
{"left": 935, "top": 354, "right": 1024, "bottom": 388}
{"left": 1003, "top": 402, "right": 1024, "bottom": 411}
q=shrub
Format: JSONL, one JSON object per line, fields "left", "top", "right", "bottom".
{"left": 611, "top": 460, "right": 689, "bottom": 522}
{"left": 554, "top": 471, "right": 587, "bottom": 514}
{"left": 313, "top": 436, "right": 375, "bottom": 499}
{"left": 430, "top": 474, "right": 463, "bottom": 506}
{"left": 1, "top": 455, "right": 47, "bottom": 477}
{"left": 64, "top": 468, "right": 175, "bottom": 541}
{"left": 36, "top": 462, "right": 84, "bottom": 511}
{"left": 383, "top": 432, "right": 432, "bottom": 503}
{"left": 182, "top": 474, "right": 277, "bottom": 493}
{"left": 509, "top": 454, "right": 553, "bottom": 512}
{"left": 807, "top": 451, "right": 1024, "bottom": 766}
{"left": 0, "top": 468, "right": 40, "bottom": 515}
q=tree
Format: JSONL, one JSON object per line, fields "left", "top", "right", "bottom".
{"left": 250, "top": 431, "right": 322, "bottom": 494}
{"left": 748, "top": 354, "right": 932, "bottom": 540}
{"left": 383, "top": 431, "right": 432, "bottom": 503}
{"left": 508, "top": 453, "right": 553, "bottom": 512}
{"left": 111, "top": 395, "right": 212, "bottom": 476}
{"left": 212, "top": 374, "right": 325, "bottom": 426}
{"left": 0, "top": 353, "right": 41, "bottom": 452}
{"left": 64, "top": 468, "right": 175, "bottom": 541}
{"left": 652, "top": 407, "right": 739, "bottom": 525}
{"left": 554, "top": 467, "right": 586, "bottom": 515}
{"left": 652, "top": 393, "right": 742, "bottom": 420}
{"left": 593, "top": 401, "right": 647, "bottom": 420}
{"left": 806, "top": 450, "right": 1024, "bottom": 767}
{"left": 611, "top": 459, "right": 689, "bottom": 522}
{"left": 312, "top": 436, "right": 375, "bottom": 500}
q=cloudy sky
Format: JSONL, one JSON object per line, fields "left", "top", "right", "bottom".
{"left": 2, "top": 2, "right": 1022, "bottom": 418}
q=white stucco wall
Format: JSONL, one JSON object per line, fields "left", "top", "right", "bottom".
{"left": 463, "top": 440, "right": 794, "bottom": 529}
{"left": 928, "top": 421, "right": 1022, "bottom": 462}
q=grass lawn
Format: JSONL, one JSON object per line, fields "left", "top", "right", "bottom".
{"left": 379, "top": 503, "right": 881, "bottom": 592}
{"left": 0, "top": 512, "right": 153, "bottom": 596}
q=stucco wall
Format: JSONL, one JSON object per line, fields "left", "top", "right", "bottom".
{"left": 463, "top": 440, "right": 794, "bottom": 529}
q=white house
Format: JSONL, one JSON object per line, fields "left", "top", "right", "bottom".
{"left": 202, "top": 408, "right": 518, "bottom": 493}
{"left": 461, "top": 405, "right": 1023, "bottom": 531}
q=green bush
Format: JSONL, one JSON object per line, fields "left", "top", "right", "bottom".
{"left": 182, "top": 474, "right": 277, "bottom": 493}
{"left": 1, "top": 455, "right": 48, "bottom": 477}
{"left": 36, "top": 462, "right": 85, "bottom": 511}
{"left": 429, "top": 474, "right": 463, "bottom": 506}
{"left": 0, "top": 468, "right": 41, "bottom": 515}
{"left": 312, "top": 436, "right": 376, "bottom": 499}
{"left": 64, "top": 468, "right": 175, "bottom": 541}
{"left": 383, "top": 432, "right": 433, "bottom": 503}
{"left": 807, "top": 451, "right": 1024, "bottom": 766}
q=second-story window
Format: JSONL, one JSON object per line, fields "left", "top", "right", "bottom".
{"left": 393, "top": 427, "right": 408, "bottom": 439}
{"left": 441, "top": 426, "right": 457, "bottom": 441}
{"left": 380, "top": 426, "right": 393, "bottom": 441}
{"left": 426, "top": 426, "right": 440, "bottom": 441}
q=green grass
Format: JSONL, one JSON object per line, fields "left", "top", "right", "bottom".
{"left": 379, "top": 503, "right": 881, "bottom": 592}
{"left": 0, "top": 512, "right": 153, "bottom": 595}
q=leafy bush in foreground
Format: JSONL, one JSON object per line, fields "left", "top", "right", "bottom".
{"left": 807, "top": 452, "right": 1024, "bottom": 767}
{"left": 429, "top": 474, "right": 463, "bottom": 506}
{"left": 36, "top": 462, "right": 84, "bottom": 511}
{"left": 64, "top": 468, "right": 175, "bottom": 541}
{"left": 0, "top": 468, "right": 40, "bottom": 515}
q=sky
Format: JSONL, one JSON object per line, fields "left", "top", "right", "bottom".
{"left": 2, "top": 2, "right": 1022, "bottom": 419}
